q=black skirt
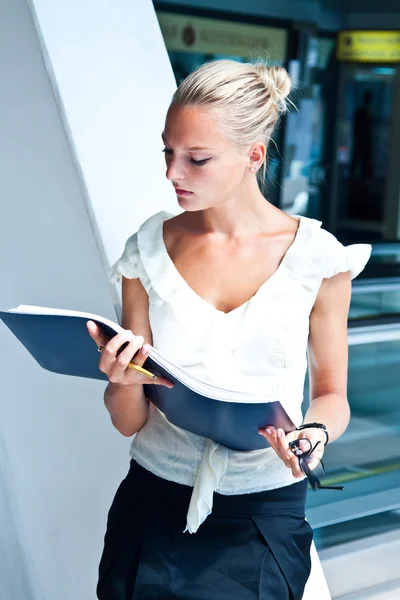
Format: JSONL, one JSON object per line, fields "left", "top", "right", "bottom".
{"left": 97, "top": 460, "right": 313, "bottom": 600}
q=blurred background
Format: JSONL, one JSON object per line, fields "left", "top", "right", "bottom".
{"left": 153, "top": 2, "right": 400, "bottom": 598}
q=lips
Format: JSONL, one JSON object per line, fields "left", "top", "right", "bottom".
{"left": 174, "top": 188, "right": 193, "bottom": 196}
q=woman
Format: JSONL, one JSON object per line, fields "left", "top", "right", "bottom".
{"left": 87, "top": 60, "right": 371, "bottom": 599}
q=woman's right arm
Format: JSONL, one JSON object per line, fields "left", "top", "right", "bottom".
{"left": 87, "top": 276, "right": 173, "bottom": 437}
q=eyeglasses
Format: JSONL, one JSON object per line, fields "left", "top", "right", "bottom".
{"left": 288, "top": 438, "right": 344, "bottom": 491}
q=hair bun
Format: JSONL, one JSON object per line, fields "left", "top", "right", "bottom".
{"left": 254, "top": 64, "right": 292, "bottom": 111}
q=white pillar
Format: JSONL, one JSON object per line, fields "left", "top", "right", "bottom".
{"left": 0, "top": 1, "right": 176, "bottom": 598}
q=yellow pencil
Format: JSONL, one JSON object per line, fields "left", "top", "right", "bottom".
{"left": 97, "top": 345, "right": 157, "bottom": 380}
{"left": 126, "top": 362, "right": 157, "bottom": 379}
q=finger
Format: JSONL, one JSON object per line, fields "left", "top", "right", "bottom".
{"left": 285, "top": 429, "right": 299, "bottom": 444}
{"left": 295, "top": 433, "right": 325, "bottom": 470}
{"left": 133, "top": 343, "right": 152, "bottom": 368}
{"left": 258, "top": 427, "right": 280, "bottom": 455}
{"left": 86, "top": 320, "right": 110, "bottom": 348}
{"left": 276, "top": 428, "right": 292, "bottom": 462}
{"left": 290, "top": 455, "right": 304, "bottom": 478}
{"left": 261, "top": 427, "right": 300, "bottom": 474}
{"left": 275, "top": 429, "right": 304, "bottom": 474}
{"left": 115, "top": 341, "right": 174, "bottom": 389}
{"left": 114, "top": 336, "right": 144, "bottom": 371}
{"left": 153, "top": 376, "right": 174, "bottom": 389}
{"left": 260, "top": 427, "right": 303, "bottom": 475}
{"left": 259, "top": 426, "right": 288, "bottom": 463}
{"left": 130, "top": 344, "right": 174, "bottom": 389}
{"left": 104, "top": 329, "right": 135, "bottom": 356}
{"left": 258, "top": 425, "right": 277, "bottom": 442}
{"left": 100, "top": 329, "right": 135, "bottom": 372}
{"left": 117, "top": 340, "right": 171, "bottom": 385}
{"left": 138, "top": 345, "right": 174, "bottom": 388}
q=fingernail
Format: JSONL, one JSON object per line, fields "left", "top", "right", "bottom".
{"left": 265, "top": 428, "right": 272, "bottom": 435}
{"left": 277, "top": 429, "right": 283, "bottom": 438}
{"left": 140, "top": 344, "right": 150, "bottom": 355}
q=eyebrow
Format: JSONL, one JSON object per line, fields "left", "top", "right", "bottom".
{"left": 187, "top": 146, "right": 213, "bottom": 151}
{"left": 161, "top": 133, "right": 213, "bottom": 151}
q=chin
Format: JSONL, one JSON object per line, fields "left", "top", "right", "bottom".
{"left": 177, "top": 196, "right": 218, "bottom": 212}
{"left": 177, "top": 197, "right": 200, "bottom": 211}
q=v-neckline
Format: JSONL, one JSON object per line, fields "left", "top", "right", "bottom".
{"left": 158, "top": 214, "right": 304, "bottom": 317}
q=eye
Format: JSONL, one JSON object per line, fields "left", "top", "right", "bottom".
{"left": 190, "top": 157, "right": 212, "bottom": 166}
{"left": 162, "top": 148, "right": 211, "bottom": 167}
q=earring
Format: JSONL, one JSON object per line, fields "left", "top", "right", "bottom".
{"left": 249, "top": 165, "right": 258, "bottom": 173}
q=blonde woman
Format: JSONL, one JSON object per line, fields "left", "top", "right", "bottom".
{"left": 88, "top": 59, "right": 371, "bottom": 600}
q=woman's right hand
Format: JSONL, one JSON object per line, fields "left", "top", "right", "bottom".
{"left": 86, "top": 320, "right": 174, "bottom": 388}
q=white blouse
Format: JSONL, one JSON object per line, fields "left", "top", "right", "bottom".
{"left": 110, "top": 210, "right": 371, "bottom": 534}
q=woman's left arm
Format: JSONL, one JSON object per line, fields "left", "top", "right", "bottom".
{"left": 259, "top": 271, "right": 352, "bottom": 476}
{"left": 303, "top": 270, "right": 352, "bottom": 442}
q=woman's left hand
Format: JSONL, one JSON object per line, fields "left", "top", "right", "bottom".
{"left": 258, "top": 426, "right": 326, "bottom": 478}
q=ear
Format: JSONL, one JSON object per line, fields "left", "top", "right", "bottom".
{"left": 248, "top": 141, "right": 266, "bottom": 171}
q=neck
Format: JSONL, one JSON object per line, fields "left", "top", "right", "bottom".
{"left": 185, "top": 179, "right": 283, "bottom": 238}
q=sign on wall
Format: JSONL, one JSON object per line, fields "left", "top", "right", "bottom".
{"left": 156, "top": 11, "right": 288, "bottom": 63}
{"left": 337, "top": 30, "right": 400, "bottom": 63}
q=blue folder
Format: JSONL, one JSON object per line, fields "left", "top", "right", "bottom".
{"left": 0, "top": 307, "right": 296, "bottom": 451}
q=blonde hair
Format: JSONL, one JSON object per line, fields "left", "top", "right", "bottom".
{"left": 172, "top": 59, "right": 292, "bottom": 186}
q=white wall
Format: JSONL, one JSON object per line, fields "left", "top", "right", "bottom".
{"left": 0, "top": 0, "right": 176, "bottom": 598}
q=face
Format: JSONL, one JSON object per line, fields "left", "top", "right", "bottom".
{"left": 162, "top": 104, "right": 257, "bottom": 211}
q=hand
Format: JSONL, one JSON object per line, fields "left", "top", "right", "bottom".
{"left": 86, "top": 321, "right": 174, "bottom": 389}
{"left": 258, "top": 426, "right": 326, "bottom": 478}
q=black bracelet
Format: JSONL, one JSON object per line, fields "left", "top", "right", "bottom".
{"left": 296, "top": 422, "right": 329, "bottom": 446}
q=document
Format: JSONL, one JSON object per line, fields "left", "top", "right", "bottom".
{"left": 0, "top": 305, "right": 295, "bottom": 451}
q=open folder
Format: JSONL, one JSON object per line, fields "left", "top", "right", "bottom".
{"left": 0, "top": 305, "right": 295, "bottom": 451}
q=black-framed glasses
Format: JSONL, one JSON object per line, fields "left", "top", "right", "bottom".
{"left": 288, "top": 438, "right": 344, "bottom": 491}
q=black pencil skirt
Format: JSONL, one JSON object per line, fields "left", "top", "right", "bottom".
{"left": 97, "top": 460, "right": 313, "bottom": 600}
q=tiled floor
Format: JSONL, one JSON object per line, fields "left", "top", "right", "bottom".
{"left": 320, "top": 530, "right": 400, "bottom": 599}
{"left": 335, "top": 585, "right": 400, "bottom": 600}
{"left": 369, "top": 593, "right": 400, "bottom": 600}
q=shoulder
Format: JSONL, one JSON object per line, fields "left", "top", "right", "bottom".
{"left": 300, "top": 217, "right": 372, "bottom": 281}
{"left": 109, "top": 211, "right": 175, "bottom": 283}
{"left": 138, "top": 210, "right": 177, "bottom": 236}
{"left": 109, "top": 231, "right": 141, "bottom": 283}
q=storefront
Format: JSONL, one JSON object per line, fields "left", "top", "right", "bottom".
{"left": 331, "top": 31, "right": 400, "bottom": 241}
{"left": 154, "top": 3, "right": 338, "bottom": 222}
{"left": 154, "top": 3, "right": 292, "bottom": 208}
{"left": 155, "top": 7, "right": 289, "bottom": 81}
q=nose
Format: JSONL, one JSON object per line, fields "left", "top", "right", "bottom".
{"left": 165, "top": 157, "right": 185, "bottom": 182}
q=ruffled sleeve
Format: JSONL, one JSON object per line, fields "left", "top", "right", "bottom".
{"left": 109, "top": 232, "right": 143, "bottom": 283}
{"left": 317, "top": 228, "right": 372, "bottom": 280}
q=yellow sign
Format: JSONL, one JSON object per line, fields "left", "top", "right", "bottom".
{"left": 156, "top": 11, "right": 287, "bottom": 63}
{"left": 337, "top": 30, "right": 400, "bottom": 63}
